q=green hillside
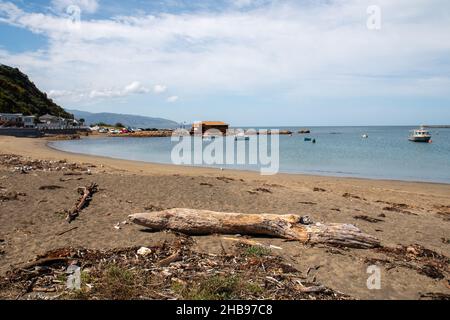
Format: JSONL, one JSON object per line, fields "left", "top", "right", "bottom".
{"left": 0, "top": 64, "right": 72, "bottom": 118}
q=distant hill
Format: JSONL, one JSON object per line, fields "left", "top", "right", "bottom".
{"left": 67, "top": 109, "right": 179, "bottom": 129}
{"left": 0, "top": 64, "right": 72, "bottom": 118}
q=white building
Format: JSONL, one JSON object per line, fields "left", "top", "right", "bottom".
{"left": 0, "top": 113, "right": 35, "bottom": 128}
{"left": 22, "top": 116, "right": 36, "bottom": 128}
{"left": 0, "top": 113, "right": 22, "bottom": 123}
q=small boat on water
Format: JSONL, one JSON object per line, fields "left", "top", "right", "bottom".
{"left": 203, "top": 135, "right": 216, "bottom": 141}
{"left": 362, "top": 134, "right": 369, "bottom": 139}
{"left": 234, "top": 133, "right": 250, "bottom": 141}
{"left": 409, "top": 126, "right": 432, "bottom": 143}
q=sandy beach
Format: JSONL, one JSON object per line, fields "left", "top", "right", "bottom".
{"left": 0, "top": 135, "right": 449, "bottom": 300}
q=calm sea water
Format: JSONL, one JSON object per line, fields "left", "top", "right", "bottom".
{"left": 49, "top": 126, "right": 450, "bottom": 183}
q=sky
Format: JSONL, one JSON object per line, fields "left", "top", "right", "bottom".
{"left": 0, "top": 0, "right": 449, "bottom": 126}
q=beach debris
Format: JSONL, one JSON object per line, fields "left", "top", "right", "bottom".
{"left": 0, "top": 154, "right": 90, "bottom": 174}
{"left": 300, "top": 216, "right": 314, "bottom": 225}
{"left": 114, "top": 220, "right": 129, "bottom": 230}
{"left": 420, "top": 292, "right": 450, "bottom": 300}
{"left": 0, "top": 239, "right": 4, "bottom": 257}
{"left": 0, "top": 239, "right": 351, "bottom": 300}
{"left": 299, "top": 201, "right": 317, "bottom": 205}
{"left": 313, "top": 187, "right": 326, "bottom": 192}
{"left": 221, "top": 237, "right": 283, "bottom": 250}
{"left": 66, "top": 183, "right": 98, "bottom": 223}
{"left": 137, "top": 247, "right": 152, "bottom": 257}
{"left": 200, "top": 183, "right": 213, "bottom": 187}
{"left": 216, "top": 176, "right": 235, "bottom": 183}
{"left": 157, "top": 251, "right": 182, "bottom": 267}
{"left": 39, "top": 185, "right": 64, "bottom": 191}
{"left": 365, "top": 244, "right": 449, "bottom": 281}
{"left": 419, "top": 265, "right": 445, "bottom": 280}
{"left": 60, "top": 177, "right": 83, "bottom": 182}
{"left": 56, "top": 227, "right": 79, "bottom": 236}
{"left": 130, "top": 208, "right": 381, "bottom": 249}
{"left": 376, "top": 201, "right": 418, "bottom": 215}
{"left": 248, "top": 188, "right": 272, "bottom": 195}
{"left": 343, "top": 193, "right": 366, "bottom": 201}
{"left": 353, "top": 215, "right": 384, "bottom": 223}
{"left": 434, "top": 205, "right": 450, "bottom": 221}
{"left": 382, "top": 205, "right": 416, "bottom": 216}
{"left": 0, "top": 190, "right": 26, "bottom": 202}
{"left": 143, "top": 204, "right": 166, "bottom": 212}
{"left": 63, "top": 172, "right": 83, "bottom": 176}
{"left": 299, "top": 285, "right": 327, "bottom": 294}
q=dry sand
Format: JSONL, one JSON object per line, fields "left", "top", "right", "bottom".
{"left": 0, "top": 136, "right": 449, "bottom": 300}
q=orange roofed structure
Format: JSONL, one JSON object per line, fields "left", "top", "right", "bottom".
{"left": 191, "top": 121, "right": 229, "bottom": 136}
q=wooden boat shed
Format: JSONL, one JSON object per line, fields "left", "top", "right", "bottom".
{"left": 191, "top": 121, "right": 229, "bottom": 136}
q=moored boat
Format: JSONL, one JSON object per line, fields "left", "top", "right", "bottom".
{"left": 409, "top": 126, "right": 432, "bottom": 143}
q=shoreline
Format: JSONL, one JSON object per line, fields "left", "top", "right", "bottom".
{"left": 1, "top": 135, "right": 449, "bottom": 189}
{"left": 48, "top": 135, "right": 450, "bottom": 186}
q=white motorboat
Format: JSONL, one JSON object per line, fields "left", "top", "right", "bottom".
{"left": 409, "top": 126, "right": 432, "bottom": 143}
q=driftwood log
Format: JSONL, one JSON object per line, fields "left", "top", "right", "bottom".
{"left": 130, "top": 208, "right": 380, "bottom": 249}
{"left": 66, "top": 183, "right": 98, "bottom": 223}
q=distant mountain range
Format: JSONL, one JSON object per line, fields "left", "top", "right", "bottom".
{"left": 67, "top": 109, "right": 179, "bottom": 129}
{"left": 0, "top": 64, "right": 72, "bottom": 118}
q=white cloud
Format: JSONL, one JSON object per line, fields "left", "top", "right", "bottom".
{"left": 51, "top": 0, "right": 99, "bottom": 14}
{"left": 124, "top": 81, "right": 150, "bottom": 94}
{"left": 153, "top": 84, "right": 167, "bottom": 94}
{"left": 167, "top": 96, "right": 179, "bottom": 103}
{"left": 89, "top": 81, "right": 150, "bottom": 98}
{"left": 47, "top": 81, "right": 150, "bottom": 101}
{"left": 1, "top": 0, "right": 449, "bottom": 107}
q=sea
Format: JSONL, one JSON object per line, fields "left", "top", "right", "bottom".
{"left": 49, "top": 126, "right": 450, "bottom": 184}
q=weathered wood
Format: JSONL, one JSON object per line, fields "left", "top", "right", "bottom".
{"left": 56, "top": 226, "right": 79, "bottom": 236}
{"left": 20, "top": 257, "right": 72, "bottom": 270}
{"left": 157, "top": 252, "right": 182, "bottom": 267}
{"left": 129, "top": 208, "right": 380, "bottom": 249}
{"left": 66, "top": 183, "right": 98, "bottom": 223}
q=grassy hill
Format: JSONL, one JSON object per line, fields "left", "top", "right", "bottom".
{"left": 0, "top": 64, "right": 72, "bottom": 118}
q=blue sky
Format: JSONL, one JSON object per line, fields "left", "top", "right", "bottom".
{"left": 1, "top": 0, "right": 450, "bottom": 126}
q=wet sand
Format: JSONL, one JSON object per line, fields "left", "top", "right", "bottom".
{"left": 0, "top": 136, "right": 449, "bottom": 299}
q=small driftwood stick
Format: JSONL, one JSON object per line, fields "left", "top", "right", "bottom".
{"left": 66, "top": 183, "right": 98, "bottom": 223}
{"left": 56, "top": 226, "right": 79, "bottom": 236}
{"left": 130, "top": 208, "right": 380, "bottom": 249}
{"left": 157, "top": 252, "right": 182, "bottom": 267}
{"left": 20, "top": 257, "right": 72, "bottom": 270}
